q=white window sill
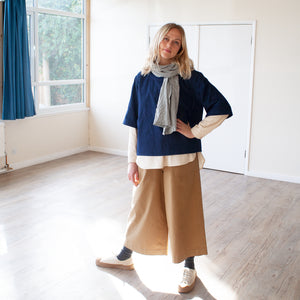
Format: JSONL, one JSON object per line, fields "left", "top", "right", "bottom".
{"left": 36, "top": 103, "right": 89, "bottom": 118}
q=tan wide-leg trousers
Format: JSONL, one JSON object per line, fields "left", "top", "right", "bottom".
{"left": 124, "top": 157, "right": 208, "bottom": 263}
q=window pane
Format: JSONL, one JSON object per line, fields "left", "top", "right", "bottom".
{"left": 27, "top": 15, "right": 34, "bottom": 81}
{"left": 38, "top": 0, "right": 83, "bottom": 14}
{"left": 26, "top": 0, "right": 33, "bottom": 7}
{"left": 38, "top": 84, "right": 83, "bottom": 108}
{"left": 38, "top": 14, "right": 83, "bottom": 81}
{"left": 27, "top": 15, "right": 31, "bottom": 53}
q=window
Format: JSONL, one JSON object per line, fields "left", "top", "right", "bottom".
{"left": 26, "top": 0, "right": 86, "bottom": 113}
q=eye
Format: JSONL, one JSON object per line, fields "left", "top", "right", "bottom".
{"left": 163, "top": 37, "right": 169, "bottom": 41}
{"left": 173, "top": 40, "right": 181, "bottom": 47}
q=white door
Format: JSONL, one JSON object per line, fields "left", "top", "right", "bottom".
{"left": 198, "top": 25, "right": 253, "bottom": 174}
{"left": 149, "top": 24, "right": 253, "bottom": 174}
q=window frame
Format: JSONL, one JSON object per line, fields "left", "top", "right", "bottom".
{"left": 26, "top": 1, "right": 87, "bottom": 115}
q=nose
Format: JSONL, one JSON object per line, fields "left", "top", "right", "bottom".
{"left": 166, "top": 40, "right": 172, "bottom": 49}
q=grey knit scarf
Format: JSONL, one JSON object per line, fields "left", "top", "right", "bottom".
{"left": 152, "top": 63, "right": 180, "bottom": 135}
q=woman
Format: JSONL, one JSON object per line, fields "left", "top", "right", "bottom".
{"left": 96, "top": 23, "right": 232, "bottom": 293}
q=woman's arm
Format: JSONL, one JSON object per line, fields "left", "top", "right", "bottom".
{"left": 176, "top": 115, "right": 228, "bottom": 139}
{"left": 191, "top": 114, "right": 228, "bottom": 139}
{"left": 127, "top": 127, "right": 139, "bottom": 186}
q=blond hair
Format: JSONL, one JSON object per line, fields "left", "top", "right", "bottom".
{"left": 142, "top": 23, "right": 194, "bottom": 79}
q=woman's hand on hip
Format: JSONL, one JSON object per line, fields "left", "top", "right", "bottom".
{"left": 128, "top": 162, "right": 139, "bottom": 186}
{"left": 176, "top": 119, "right": 195, "bottom": 139}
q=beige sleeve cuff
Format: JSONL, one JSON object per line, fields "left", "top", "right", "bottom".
{"left": 191, "top": 115, "right": 229, "bottom": 139}
{"left": 128, "top": 127, "right": 137, "bottom": 163}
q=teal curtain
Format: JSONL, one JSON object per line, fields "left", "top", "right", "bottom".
{"left": 2, "top": 0, "right": 36, "bottom": 120}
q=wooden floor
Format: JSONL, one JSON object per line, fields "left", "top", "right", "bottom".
{"left": 0, "top": 151, "right": 299, "bottom": 300}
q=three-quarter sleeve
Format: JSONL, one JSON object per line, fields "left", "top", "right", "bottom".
{"left": 123, "top": 74, "right": 140, "bottom": 128}
{"left": 192, "top": 71, "right": 233, "bottom": 119}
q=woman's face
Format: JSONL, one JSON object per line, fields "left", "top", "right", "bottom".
{"left": 159, "top": 28, "right": 182, "bottom": 65}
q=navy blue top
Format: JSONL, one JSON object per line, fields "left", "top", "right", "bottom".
{"left": 123, "top": 70, "right": 233, "bottom": 156}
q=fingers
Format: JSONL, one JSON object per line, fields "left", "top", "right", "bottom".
{"left": 176, "top": 118, "right": 184, "bottom": 128}
{"left": 129, "top": 171, "right": 139, "bottom": 186}
{"left": 176, "top": 119, "right": 182, "bottom": 131}
{"left": 128, "top": 163, "right": 139, "bottom": 186}
{"left": 176, "top": 119, "right": 189, "bottom": 128}
{"left": 176, "top": 119, "right": 188, "bottom": 133}
{"left": 176, "top": 119, "right": 194, "bottom": 139}
{"left": 128, "top": 173, "right": 140, "bottom": 186}
{"left": 134, "top": 173, "right": 139, "bottom": 186}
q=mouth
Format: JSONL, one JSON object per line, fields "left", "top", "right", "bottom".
{"left": 163, "top": 49, "right": 171, "bottom": 53}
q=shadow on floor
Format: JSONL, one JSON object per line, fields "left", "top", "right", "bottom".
{"left": 96, "top": 266, "right": 217, "bottom": 300}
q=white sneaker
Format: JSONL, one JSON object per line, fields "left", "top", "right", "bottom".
{"left": 95, "top": 255, "right": 134, "bottom": 270}
{"left": 178, "top": 267, "right": 197, "bottom": 293}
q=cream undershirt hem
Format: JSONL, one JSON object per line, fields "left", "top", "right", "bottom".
{"left": 128, "top": 115, "right": 228, "bottom": 170}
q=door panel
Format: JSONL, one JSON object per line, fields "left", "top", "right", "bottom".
{"left": 198, "top": 25, "right": 252, "bottom": 173}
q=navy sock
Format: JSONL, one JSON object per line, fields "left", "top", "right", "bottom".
{"left": 184, "top": 256, "right": 195, "bottom": 269}
{"left": 117, "top": 246, "right": 133, "bottom": 261}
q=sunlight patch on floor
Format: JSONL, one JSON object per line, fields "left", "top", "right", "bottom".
{"left": 109, "top": 274, "right": 147, "bottom": 300}
{"left": 196, "top": 256, "right": 237, "bottom": 300}
{"left": 87, "top": 218, "right": 236, "bottom": 299}
{"left": 134, "top": 254, "right": 179, "bottom": 293}
{"left": 0, "top": 225, "right": 8, "bottom": 255}
{"left": 0, "top": 269, "right": 19, "bottom": 300}
{"left": 88, "top": 218, "right": 126, "bottom": 257}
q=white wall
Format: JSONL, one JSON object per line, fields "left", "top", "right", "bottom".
{"left": 90, "top": 0, "right": 300, "bottom": 183}
{"left": 89, "top": 0, "right": 150, "bottom": 156}
{"left": 3, "top": 110, "right": 89, "bottom": 170}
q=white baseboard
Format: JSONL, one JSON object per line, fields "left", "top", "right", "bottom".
{"left": 90, "top": 147, "right": 300, "bottom": 184}
{"left": 89, "top": 146, "right": 127, "bottom": 157}
{"left": 246, "top": 170, "right": 300, "bottom": 184}
{"left": 8, "top": 146, "right": 89, "bottom": 171}
{"left": 4, "top": 145, "right": 299, "bottom": 185}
